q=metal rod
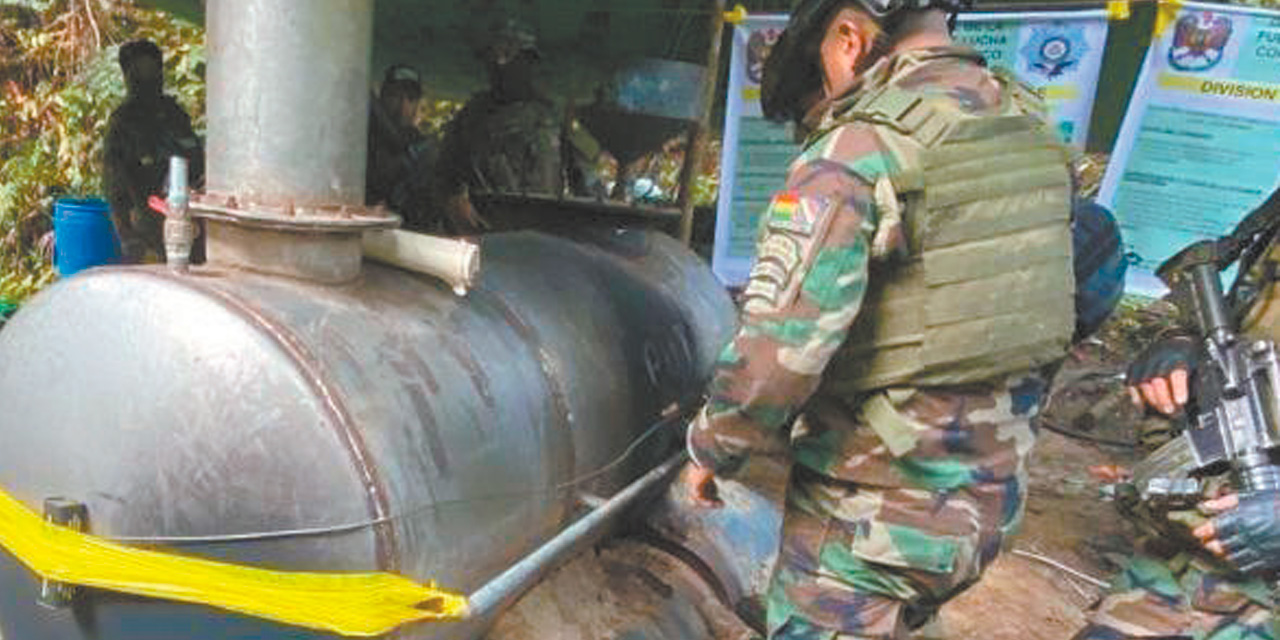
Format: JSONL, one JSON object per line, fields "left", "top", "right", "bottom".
{"left": 677, "top": 0, "right": 728, "bottom": 245}
{"left": 1011, "top": 549, "right": 1110, "bottom": 589}
{"left": 466, "top": 451, "right": 687, "bottom": 622}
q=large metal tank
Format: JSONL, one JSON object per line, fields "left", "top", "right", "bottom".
{"left": 0, "top": 228, "right": 736, "bottom": 640}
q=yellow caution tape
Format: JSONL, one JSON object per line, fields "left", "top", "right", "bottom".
{"left": 0, "top": 490, "right": 468, "bottom": 637}
{"left": 1106, "top": 0, "right": 1131, "bottom": 21}
{"left": 724, "top": 4, "right": 748, "bottom": 24}
{"left": 1153, "top": 0, "right": 1184, "bottom": 38}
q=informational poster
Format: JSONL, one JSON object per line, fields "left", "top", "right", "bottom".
{"left": 712, "top": 15, "right": 797, "bottom": 287}
{"left": 1098, "top": 1, "right": 1280, "bottom": 295}
{"left": 713, "top": 10, "right": 1113, "bottom": 287}
{"left": 954, "top": 9, "right": 1112, "bottom": 147}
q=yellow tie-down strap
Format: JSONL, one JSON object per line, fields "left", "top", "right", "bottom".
{"left": 0, "top": 490, "right": 468, "bottom": 637}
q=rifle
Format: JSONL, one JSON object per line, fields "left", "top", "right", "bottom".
{"left": 1124, "top": 187, "right": 1280, "bottom": 513}
{"left": 1153, "top": 240, "right": 1280, "bottom": 497}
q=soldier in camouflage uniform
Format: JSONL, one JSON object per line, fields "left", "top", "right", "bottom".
{"left": 684, "top": 1, "right": 1079, "bottom": 638}
{"left": 102, "top": 39, "right": 203, "bottom": 263}
{"left": 435, "top": 21, "right": 600, "bottom": 234}
{"left": 1074, "top": 190, "right": 1280, "bottom": 640}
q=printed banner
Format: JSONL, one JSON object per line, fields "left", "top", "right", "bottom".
{"left": 954, "top": 9, "right": 1112, "bottom": 147}
{"left": 713, "top": 9, "right": 1113, "bottom": 287}
{"left": 712, "top": 15, "right": 797, "bottom": 287}
{"left": 1098, "top": 1, "right": 1280, "bottom": 295}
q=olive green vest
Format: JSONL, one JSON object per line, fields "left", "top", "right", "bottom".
{"left": 818, "top": 60, "right": 1076, "bottom": 393}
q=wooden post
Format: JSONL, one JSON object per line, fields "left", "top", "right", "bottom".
{"left": 677, "top": 0, "right": 728, "bottom": 245}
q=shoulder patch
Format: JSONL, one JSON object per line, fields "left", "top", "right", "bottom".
{"left": 744, "top": 190, "right": 841, "bottom": 315}
{"left": 765, "top": 191, "right": 831, "bottom": 236}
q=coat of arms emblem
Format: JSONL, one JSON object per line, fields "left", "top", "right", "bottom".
{"left": 1169, "top": 13, "right": 1233, "bottom": 72}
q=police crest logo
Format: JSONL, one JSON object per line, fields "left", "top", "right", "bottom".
{"left": 1020, "top": 26, "right": 1088, "bottom": 79}
{"left": 1169, "top": 13, "right": 1234, "bottom": 72}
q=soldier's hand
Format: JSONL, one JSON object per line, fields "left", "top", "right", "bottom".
{"left": 1087, "top": 465, "right": 1132, "bottom": 483}
{"left": 1126, "top": 335, "right": 1197, "bottom": 416}
{"left": 1195, "top": 491, "right": 1280, "bottom": 576}
{"left": 685, "top": 463, "right": 723, "bottom": 508}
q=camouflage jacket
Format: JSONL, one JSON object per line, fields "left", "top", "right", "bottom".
{"left": 102, "top": 94, "right": 203, "bottom": 261}
{"left": 436, "top": 91, "right": 601, "bottom": 201}
{"left": 687, "top": 47, "right": 1062, "bottom": 487}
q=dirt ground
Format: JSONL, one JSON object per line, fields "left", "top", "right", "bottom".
{"left": 940, "top": 343, "right": 1153, "bottom": 640}
{"left": 940, "top": 428, "right": 1140, "bottom": 640}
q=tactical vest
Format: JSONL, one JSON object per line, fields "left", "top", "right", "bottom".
{"left": 464, "top": 97, "right": 562, "bottom": 195}
{"left": 817, "top": 58, "right": 1076, "bottom": 392}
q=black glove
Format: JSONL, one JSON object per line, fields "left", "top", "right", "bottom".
{"left": 1126, "top": 335, "right": 1199, "bottom": 387}
{"left": 1215, "top": 490, "right": 1280, "bottom": 577}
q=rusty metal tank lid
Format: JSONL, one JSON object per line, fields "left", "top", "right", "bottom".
{"left": 193, "top": 192, "right": 400, "bottom": 233}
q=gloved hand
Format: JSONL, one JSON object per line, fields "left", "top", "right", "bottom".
{"left": 1196, "top": 491, "right": 1280, "bottom": 577}
{"left": 1126, "top": 334, "right": 1199, "bottom": 415}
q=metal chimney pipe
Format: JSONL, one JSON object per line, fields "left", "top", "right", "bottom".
{"left": 198, "top": 0, "right": 396, "bottom": 284}
{"left": 206, "top": 0, "right": 372, "bottom": 206}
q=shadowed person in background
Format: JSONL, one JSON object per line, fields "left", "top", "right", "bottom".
{"left": 367, "top": 64, "right": 441, "bottom": 232}
{"left": 103, "top": 39, "right": 203, "bottom": 263}
{"left": 435, "top": 20, "right": 600, "bottom": 235}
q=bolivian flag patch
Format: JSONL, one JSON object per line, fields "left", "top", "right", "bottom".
{"left": 744, "top": 190, "right": 836, "bottom": 314}
{"left": 765, "top": 191, "right": 819, "bottom": 236}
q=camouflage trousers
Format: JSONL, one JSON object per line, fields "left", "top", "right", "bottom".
{"left": 1073, "top": 553, "right": 1276, "bottom": 640}
{"left": 764, "top": 465, "right": 1026, "bottom": 640}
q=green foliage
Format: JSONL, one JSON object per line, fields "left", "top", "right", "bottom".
{"left": 619, "top": 136, "right": 722, "bottom": 207}
{"left": 0, "top": 0, "right": 203, "bottom": 302}
{"left": 418, "top": 99, "right": 464, "bottom": 137}
{"left": 1093, "top": 294, "right": 1181, "bottom": 361}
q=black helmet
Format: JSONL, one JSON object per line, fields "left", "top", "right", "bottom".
{"left": 761, "top": 0, "right": 971, "bottom": 125}
{"left": 381, "top": 64, "right": 423, "bottom": 101}
{"left": 484, "top": 19, "right": 540, "bottom": 66}
{"left": 811, "top": 0, "right": 970, "bottom": 23}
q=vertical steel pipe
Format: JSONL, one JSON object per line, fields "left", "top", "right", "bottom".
{"left": 206, "top": 0, "right": 373, "bottom": 208}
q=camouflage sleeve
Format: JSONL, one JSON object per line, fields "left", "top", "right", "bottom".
{"left": 687, "top": 158, "right": 877, "bottom": 477}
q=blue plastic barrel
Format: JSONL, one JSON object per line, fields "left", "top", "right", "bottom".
{"left": 53, "top": 198, "right": 120, "bottom": 276}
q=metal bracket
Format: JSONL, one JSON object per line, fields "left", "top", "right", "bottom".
{"left": 37, "top": 498, "right": 88, "bottom": 610}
